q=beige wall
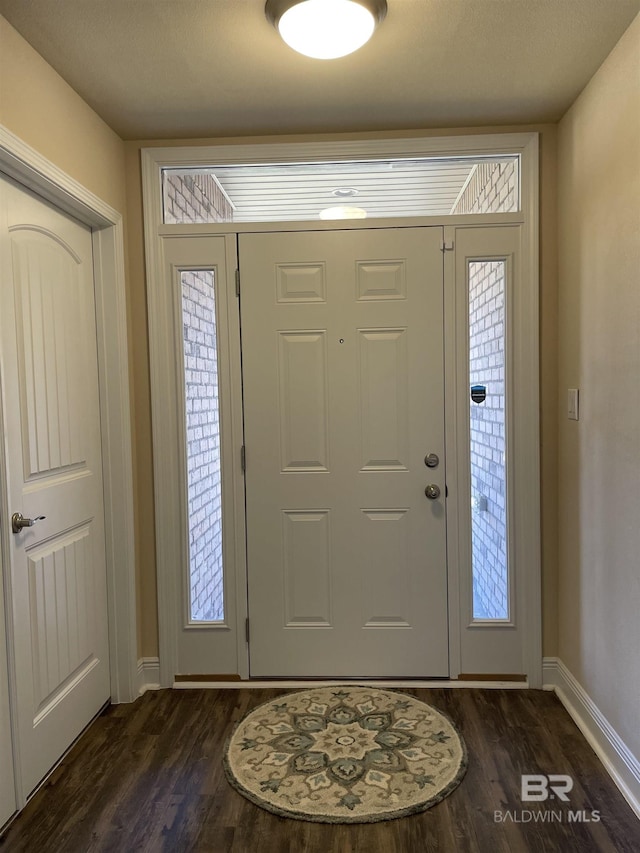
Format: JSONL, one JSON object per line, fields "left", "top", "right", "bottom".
{"left": 558, "top": 12, "right": 640, "bottom": 756}
{"left": 0, "top": 15, "right": 126, "bottom": 214}
{"left": 125, "top": 124, "right": 559, "bottom": 662}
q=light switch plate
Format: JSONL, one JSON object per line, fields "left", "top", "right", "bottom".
{"left": 568, "top": 388, "right": 579, "bottom": 420}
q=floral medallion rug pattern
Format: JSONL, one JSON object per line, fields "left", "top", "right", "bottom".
{"left": 223, "top": 686, "right": 467, "bottom": 823}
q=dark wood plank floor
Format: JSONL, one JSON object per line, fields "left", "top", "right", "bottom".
{"left": 1, "top": 687, "right": 638, "bottom": 852}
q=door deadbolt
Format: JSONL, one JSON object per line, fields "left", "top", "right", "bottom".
{"left": 424, "top": 453, "right": 439, "bottom": 468}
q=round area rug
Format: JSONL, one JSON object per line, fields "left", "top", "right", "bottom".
{"left": 223, "top": 686, "right": 467, "bottom": 823}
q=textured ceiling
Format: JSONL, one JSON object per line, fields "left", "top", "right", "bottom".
{"left": 1, "top": 0, "right": 638, "bottom": 140}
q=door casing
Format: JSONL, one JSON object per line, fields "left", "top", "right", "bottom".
{"left": 142, "top": 132, "right": 541, "bottom": 687}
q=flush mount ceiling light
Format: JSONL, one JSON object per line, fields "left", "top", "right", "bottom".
{"left": 265, "top": 0, "right": 387, "bottom": 60}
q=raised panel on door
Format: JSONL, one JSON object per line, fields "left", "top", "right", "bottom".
{"left": 278, "top": 331, "right": 329, "bottom": 472}
{"left": 27, "top": 527, "right": 99, "bottom": 721}
{"left": 0, "top": 571, "right": 16, "bottom": 828}
{"left": 0, "top": 177, "right": 110, "bottom": 796}
{"left": 11, "top": 231, "right": 87, "bottom": 477}
{"left": 359, "top": 509, "right": 410, "bottom": 626}
{"left": 282, "top": 510, "right": 333, "bottom": 626}
{"left": 241, "top": 228, "right": 448, "bottom": 677}
{"left": 358, "top": 327, "right": 409, "bottom": 471}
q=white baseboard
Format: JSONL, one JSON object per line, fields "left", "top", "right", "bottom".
{"left": 543, "top": 656, "right": 640, "bottom": 819}
{"left": 136, "top": 657, "right": 161, "bottom": 695}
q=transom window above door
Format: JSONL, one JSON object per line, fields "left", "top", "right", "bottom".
{"left": 162, "top": 155, "right": 520, "bottom": 224}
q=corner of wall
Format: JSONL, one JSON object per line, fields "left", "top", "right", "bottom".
{"left": 539, "top": 123, "right": 559, "bottom": 658}
{"left": 543, "top": 657, "right": 640, "bottom": 820}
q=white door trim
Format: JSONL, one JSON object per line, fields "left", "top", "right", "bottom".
{"left": 0, "top": 126, "right": 138, "bottom": 714}
{"left": 151, "top": 235, "right": 246, "bottom": 682}
{"left": 444, "top": 224, "right": 541, "bottom": 681}
{"left": 142, "top": 131, "right": 541, "bottom": 687}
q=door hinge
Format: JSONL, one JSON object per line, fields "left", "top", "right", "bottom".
{"left": 235, "top": 269, "right": 240, "bottom": 297}
{"left": 245, "top": 617, "right": 250, "bottom": 644}
{"left": 440, "top": 240, "right": 454, "bottom": 252}
{"left": 240, "top": 445, "right": 246, "bottom": 472}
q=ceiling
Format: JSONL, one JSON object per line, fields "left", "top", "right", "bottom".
{"left": 1, "top": 0, "right": 638, "bottom": 141}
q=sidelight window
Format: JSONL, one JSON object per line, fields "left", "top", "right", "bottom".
{"left": 180, "top": 269, "right": 224, "bottom": 622}
{"left": 468, "top": 260, "right": 509, "bottom": 621}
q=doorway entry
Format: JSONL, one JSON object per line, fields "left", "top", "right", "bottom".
{"left": 144, "top": 132, "right": 541, "bottom": 686}
{"left": 240, "top": 227, "right": 448, "bottom": 677}
{"left": 154, "top": 221, "right": 537, "bottom": 683}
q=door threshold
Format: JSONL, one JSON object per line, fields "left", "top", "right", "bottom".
{"left": 172, "top": 677, "right": 529, "bottom": 690}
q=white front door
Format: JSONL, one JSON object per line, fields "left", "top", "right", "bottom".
{"left": 0, "top": 177, "right": 110, "bottom": 796}
{"left": 241, "top": 227, "right": 448, "bottom": 677}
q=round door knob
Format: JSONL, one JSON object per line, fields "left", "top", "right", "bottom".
{"left": 425, "top": 484, "right": 441, "bottom": 500}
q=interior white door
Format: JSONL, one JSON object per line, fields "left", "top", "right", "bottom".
{"left": 241, "top": 227, "right": 448, "bottom": 677}
{"left": 0, "top": 177, "right": 110, "bottom": 796}
{"left": 0, "top": 565, "right": 16, "bottom": 827}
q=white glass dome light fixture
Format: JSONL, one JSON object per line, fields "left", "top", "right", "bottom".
{"left": 265, "top": 0, "right": 388, "bottom": 60}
